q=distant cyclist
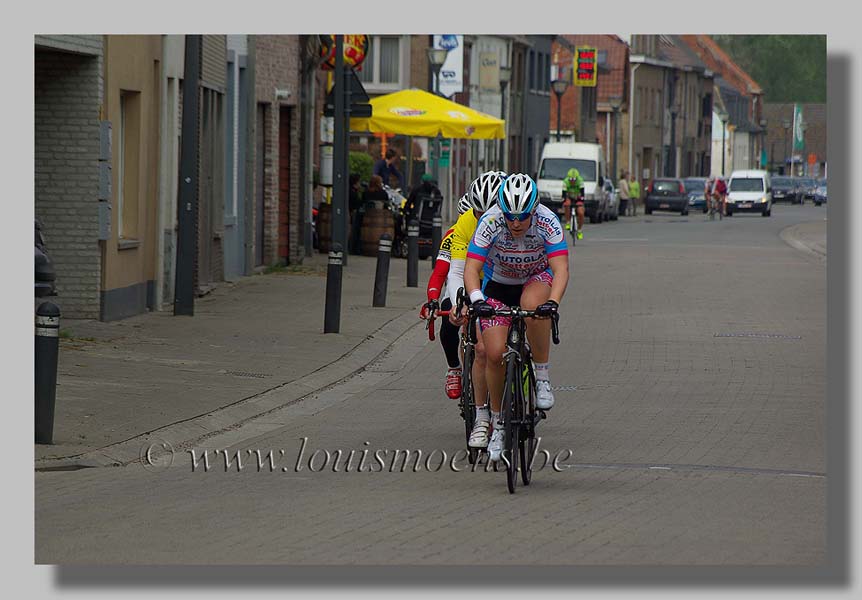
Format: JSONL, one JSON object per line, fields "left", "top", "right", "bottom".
{"left": 462, "top": 173, "right": 569, "bottom": 461}
{"left": 562, "top": 167, "right": 585, "bottom": 240}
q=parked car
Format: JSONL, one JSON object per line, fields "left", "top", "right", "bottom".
{"left": 770, "top": 176, "right": 801, "bottom": 204}
{"left": 726, "top": 169, "right": 772, "bottom": 217}
{"left": 644, "top": 178, "right": 689, "bottom": 216}
{"left": 683, "top": 177, "right": 709, "bottom": 213}
{"left": 814, "top": 179, "right": 827, "bottom": 206}
{"left": 603, "top": 178, "right": 619, "bottom": 221}
{"left": 798, "top": 177, "right": 817, "bottom": 202}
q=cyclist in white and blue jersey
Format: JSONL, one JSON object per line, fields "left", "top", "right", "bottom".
{"left": 461, "top": 173, "right": 570, "bottom": 460}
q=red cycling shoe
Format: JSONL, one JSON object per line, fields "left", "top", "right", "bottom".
{"left": 445, "top": 369, "right": 462, "bottom": 399}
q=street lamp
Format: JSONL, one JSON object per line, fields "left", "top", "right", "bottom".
{"left": 551, "top": 77, "right": 569, "bottom": 142}
{"left": 716, "top": 106, "right": 729, "bottom": 177}
{"left": 670, "top": 99, "right": 681, "bottom": 177}
{"left": 427, "top": 47, "right": 449, "bottom": 183}
{"left": 499, "top": 64, "right": 512, "bottom": 171}
{"left": 782, "top": 118, "right": 791, "bottom": 176}
{"left": 608, "top": 96, "right": 623, "bottom": 183}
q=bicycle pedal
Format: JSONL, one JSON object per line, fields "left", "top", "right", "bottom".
{"left": 537, "top": 409, "right": 547, "bottom": 420}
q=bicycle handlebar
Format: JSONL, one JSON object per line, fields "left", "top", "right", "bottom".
{"left": 427, "top": 288, "right": 561, "bottom": 345}
{"left": 476, "top": 306, "right": 561, "bottom": 345}
{"left": 425, "top": 309, "right": 450, "bottom": 341}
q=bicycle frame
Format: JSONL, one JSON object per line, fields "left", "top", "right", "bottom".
{"left": 490, "top": 306, "right": 559, "bottom": 493}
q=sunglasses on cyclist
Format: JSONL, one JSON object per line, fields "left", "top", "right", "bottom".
{"left": 502, "top": 211, "right": 532, "bottom": 222}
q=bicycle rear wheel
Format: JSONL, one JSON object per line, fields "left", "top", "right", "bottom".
{"left": 461, "top": 345, "right": 478, "bottom": 465}
{"left": 503, "top": 357, "right": 520, "bottom": 494}
{"left": 520, "top": 362, "right": 537, "bottom": 486}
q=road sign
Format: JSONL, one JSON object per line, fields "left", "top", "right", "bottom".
{"left": 323, "top": 68, "right": 372, "bottom": 117}
{"left": 575, "top": 47, "right": 597, "bottom": 87}
{"left": 792, "top": 103, "right": 804, "bottom": 151}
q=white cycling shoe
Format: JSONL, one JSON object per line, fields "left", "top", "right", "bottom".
{"left": 487, "top": 424, "right": 505, "bottom": 461}
{"left": 468, "top": 418, "right": 491, "bottom": 448}
{"left": 536, "top": 380, "right": 555, "bottom": 410}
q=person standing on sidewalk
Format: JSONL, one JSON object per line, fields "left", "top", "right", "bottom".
{"left": 618, "top": 170, "right": 631, "bottom": 216}
{"left": 629, "top": 172, "right": 641, "bottom": 216}
{"left": 373, "top": 148, "right": 405, "bottom": 191}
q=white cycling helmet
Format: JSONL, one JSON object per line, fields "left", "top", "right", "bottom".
{"left": 457, "top": 193, "right": 471, "bottom": 215}
{"left": 498, "top": 173, "right": 539, "bottom": 216}
{"left": 469, "top": 171, "right": 504, "bottom": 212}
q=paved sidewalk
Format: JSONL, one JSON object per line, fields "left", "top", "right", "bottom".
{"left": 36, "top": 251, "right": 432, "bottom": 465}
{"left": 780, "top": 218, "right": 827, "bottom": 260}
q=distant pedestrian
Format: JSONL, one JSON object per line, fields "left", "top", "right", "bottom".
{"left": 629, "top": 172, "right": 641, "bottom": 216}
{"left": 617, "top": 170, "right": 630, "bottom": 216}
{"left": 373, "top": 148, "right": 405, "bottom": 191}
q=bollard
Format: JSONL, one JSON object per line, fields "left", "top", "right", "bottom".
{"left": 431, "top": 215, "right": 442, "bottom": 267}
{"left": 324, "top": 243, "right": 343, "bottom": 334}
{"left": 372, "top": 233, "right": 392, "bottom": 307}
{"left": 35, "top": 301, "right": 60, "bottom": 444}
{"left": 407, "top": 219, "right": 419, "bottom": 288}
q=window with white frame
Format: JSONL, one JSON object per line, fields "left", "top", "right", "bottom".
{"left": 357, "top": 36, "right": 404, "bottom": 90}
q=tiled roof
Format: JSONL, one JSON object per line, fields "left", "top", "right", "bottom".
{"left": 658, "top": 35, "right": 709, "bottom": 72}
{"left": 678, "top": 35, "right": 762, "bottom": 96}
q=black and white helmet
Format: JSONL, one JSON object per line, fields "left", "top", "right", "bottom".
{"left": 457, "top": 193, "right": 471, "bottom": 215}
{"left": 469, "top": 171, "right": 504, "bottom": 212}
{"left": 498, "top": 173, "right": 539, "bottom": 215}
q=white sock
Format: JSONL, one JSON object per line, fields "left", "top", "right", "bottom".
{"left": 475, "top": 406, "right": 490, "bottom": 422}
{"left": 491, "top": 411, "right": 502, "bottom": 427}
{"left": 447, "top": 367, "right": 460, "bottom": 374}
{"left": 534, "top": 362, "right": 550, "bottom": 381}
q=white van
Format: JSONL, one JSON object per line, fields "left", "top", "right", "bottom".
{"left": 726, "top": 169, "right": 772, "bottom": 217}
{"left": 535, "top": 142, "right": 610, "bottom": 223}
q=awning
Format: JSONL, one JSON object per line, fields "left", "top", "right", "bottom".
{"left": 350, "top": 88, "right": 505, "bottom": 140}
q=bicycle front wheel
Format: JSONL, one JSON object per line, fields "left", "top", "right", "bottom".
{"left": 503, "top": 357, "right": 520, "bottom": 494}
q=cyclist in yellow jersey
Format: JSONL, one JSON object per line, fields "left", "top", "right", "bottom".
{"left": 447, "top": 170, "right": 506, "bottom": 449}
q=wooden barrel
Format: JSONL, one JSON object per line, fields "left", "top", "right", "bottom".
{"left": 317, "top": 203, "right": 331, "bottom": 254}
{"left": 361, "top": 207, "right": 395, "bottom": 256}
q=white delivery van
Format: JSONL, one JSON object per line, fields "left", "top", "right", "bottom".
{"left": 726, "top": 169, "right": 772, "bottom": 217}
{"left": 535, "top": 142, "right": 610, "bottom": 223}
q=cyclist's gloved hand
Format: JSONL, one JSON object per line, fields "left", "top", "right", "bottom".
{"left": 420, "top": 299, "right": 439, "bottom": 320}
{"left": 472, "top": 300, "right": 496, "bottom": 319}
{"left": 535, "top": 299, "right": 559, "bottom": 318}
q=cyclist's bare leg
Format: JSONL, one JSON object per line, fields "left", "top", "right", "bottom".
{"left": 521, "top": 281, "right": 552, "bottom": 364}
{"left": 481, "top": 325, "right": 508, "bottom": 415}
{"left": 576, "top": 205, "right": 585, "bottom": 231}
{"left": 472, "top": 322, "right": 488, "bottom": 409}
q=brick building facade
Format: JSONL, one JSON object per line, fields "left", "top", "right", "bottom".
{"left": 254, "top": 35, "right": 302, "bottom": 266}
{"left": 34, "top": 36, "right": 104, "bottom": 319}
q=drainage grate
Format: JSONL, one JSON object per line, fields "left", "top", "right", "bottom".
{"left": 714, "top": 333, "right": 802, "bottom": 340}
{"left": 223, "top": 370, "right": 273, "bottom": 379}
{"left": 551, "top": 384, "right": 615, "bottom": 391}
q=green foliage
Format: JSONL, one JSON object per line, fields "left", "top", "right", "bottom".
{"left": 712, "top": 35, "right": 826, "bottom": 103}
{"left": 349, "top": 151, "right": 374, "bottom": 184}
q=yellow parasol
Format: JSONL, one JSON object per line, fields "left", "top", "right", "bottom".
{"left": 350, "top": 88, "right": 505, "bottom": 139}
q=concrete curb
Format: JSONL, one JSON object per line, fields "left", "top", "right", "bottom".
{"left": 779, "top": 220, "right": 827, "bottom": 262}
{"left": 35, "top": 304, "right": 425, "bottom": 471}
